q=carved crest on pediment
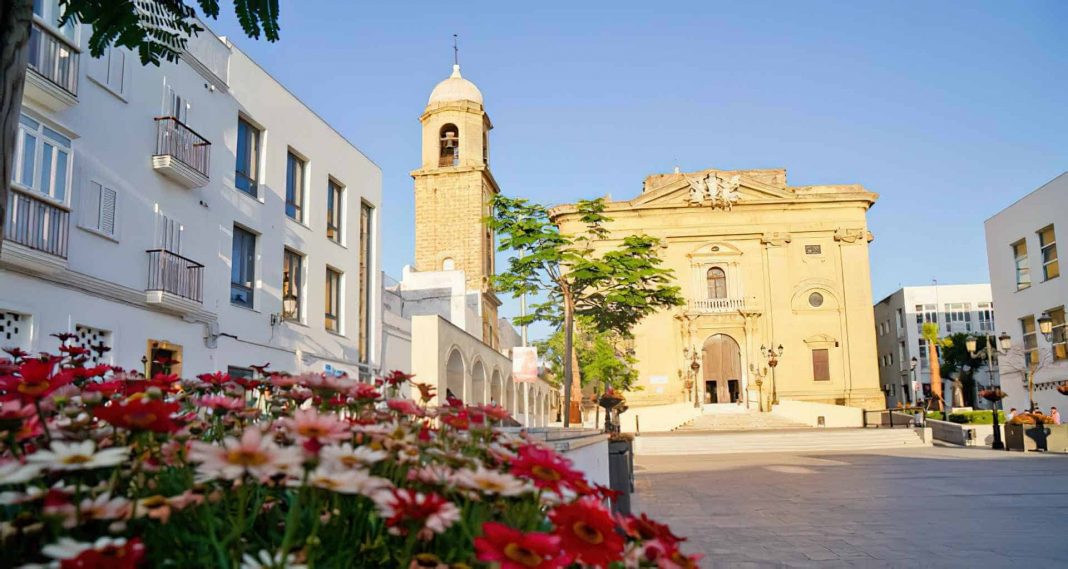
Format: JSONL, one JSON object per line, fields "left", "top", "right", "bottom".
{"left": 686, "top": 172, "right": 742, "bottom": 211}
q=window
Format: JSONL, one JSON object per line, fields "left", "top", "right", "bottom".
{"left": 325, "top": 268, "right": 342, "bottom": 333}
{"left": 166, "top": 86, "right": 189, "bottom": 124}
{"left": 155, "top": 211, "right": 183, "bottom": 253}
{"left": 228, "top": 366, "right": 254, "bottom": 381}
{"left": 285, "top": 151, "right": 305, "bottom": 221}
{"left": 1049, "top": 307, "right": 1067, "bottom": 361}
{"left": 235, "top": 118, "right": 260, "bottom": 196}
{"left": 89, "top": 45, "right": 126, "bottom": 96}
{"left": 804, "top": 244, "right": 822, "bottom": 255}
{"left": 706, "top": 267, "right": 727, "bottom": 299}
{"left": 1021, "top": 315, "right": 1038, "bottom": 367}
{"left": 33, "top": 0, "right": 76, "bottom": 41}
{"left": 439, "top": 124, "right": 459, "bottom": 167}
{"left": 944, "top": 302, "right": 971, "bottom": 333}
{"left": 80, "top": 180, "right": 117, "bottom": 238}
{"left": 812, "top": 349, "right": 830, "bottom": 381}
{"left": 12, "top": 113, "right": 71, "bottom": 202}
{"left": 915, "top": 304, "right": 936, "bottom": 334}
{"left": 74, "top": 325, "right": 111, "bottom": 366}
{"left": 1039, "top": 225, "right": 1059, "bottom": 281}
{"left": 978, "top": 302, "right": 994, "bottom": 332}
{"left": 442, "top": 258, "right": 455, "bottom": 270}
{"left": 898, "top": 341, "right": 906, "bottom": 368}
{"left": 808, "top": 292, "right": 824, "bottom": 308}
{"left": 896, "top": 308, "right": 904, "bottom": 330}
{"left": 282, "top": 249, "right": 303, "bottom": 321}
{"left": 326, "top": 179, "right": 343, "bottom": 242}
{"left": 358, "top": 202, "right": 373, "bottom": 359}
{"left": 231, "top": 226, "right": 256, "bottom": 307}
{"left": 1013, "top": 240, "right": 1031, "bottom": 290}
{"left": 918, "top": 339, "right": 928, "bottom": 367}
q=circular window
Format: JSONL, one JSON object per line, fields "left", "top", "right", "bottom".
{"left": 808, "top": 292, "right": 824, "bottom": 308}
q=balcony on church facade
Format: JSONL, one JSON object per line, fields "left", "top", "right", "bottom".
{"left": 688, "top": 297, "right": 755, "bottom": 313}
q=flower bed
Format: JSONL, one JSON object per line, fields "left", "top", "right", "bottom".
{"left": 0, "top": 341, "right": 699, "bottom": 568}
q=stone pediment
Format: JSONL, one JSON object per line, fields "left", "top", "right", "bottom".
{"left": 627, "top": 170, "right": 795, "bottom": 209}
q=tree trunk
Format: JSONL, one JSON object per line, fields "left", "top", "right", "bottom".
{"left": 563, "top": 294, "right": 574, "bottom": 428}
{"left": 1, "top": 0, "right": 34, "bottom": 255}
{"left": 928, "top": 339, "right": 943, "bottom": 411}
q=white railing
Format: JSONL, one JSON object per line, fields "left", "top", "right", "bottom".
{"left": 688, "top": 298, "right": 748, "bottom": 313}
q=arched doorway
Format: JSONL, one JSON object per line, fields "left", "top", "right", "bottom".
{"left": 445, "top": 349, "right": 465, "bottom": 403}
{"left": 471, "top": 360, "right": 487, "bottom": 404}
{"left": 490, "top": 369, "right": 503, "bottom": 407}
{"left": 702, "top": 334, "right": 742, "bottom": 404}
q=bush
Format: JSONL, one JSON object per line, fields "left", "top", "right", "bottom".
{"left": 947, "top": 411, "right": 1006, "bottom": 424}
{"left": 0, "top": 343, "right": 699, "bottom": 567}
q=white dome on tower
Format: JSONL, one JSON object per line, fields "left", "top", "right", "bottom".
{"left": 428, "top": 65, "right": 483, "bottom": 105}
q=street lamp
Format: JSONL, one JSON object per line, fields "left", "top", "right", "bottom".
{"left": 967, "top": 332, "right": 1011, "bottom": 450}
{"left": 759, "top": 344, "right": 784, "bottom": 407}
{"left": 683, "top": 346, "right": 701, "bottom": 408}
{"left": 907, "top": 356, "right": 918, "bottom": 406}
{"left": 1038, "top": 313, "right": 1054, "bottom": 338}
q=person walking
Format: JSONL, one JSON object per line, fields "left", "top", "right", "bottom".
{"left": 1052, "top": 407, "right": 1062, "bottom": 425}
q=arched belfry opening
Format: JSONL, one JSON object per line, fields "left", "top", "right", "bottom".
{"left": 439, "top": 124, "right": 459, "bottom": 167}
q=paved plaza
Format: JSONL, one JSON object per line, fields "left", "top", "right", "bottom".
{"left": 634, "top": 446, "right": 1068, "bottom": 568}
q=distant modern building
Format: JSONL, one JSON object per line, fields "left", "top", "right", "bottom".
{"left": 873, "top": 284, "right": 997, "bottom": 408}
{"left": 379, "top": 63, "right": 552, "bottom": 426}
{"left": 985, "top": 172, "right": 1067, "bottom": 413}
{"left": 2, "top": 6, "right": 382, "bottom": 378}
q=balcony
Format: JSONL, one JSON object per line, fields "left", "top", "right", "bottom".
{"left": 688, "top": 298, "right": 752, "bottom": 314}
{"left": 1, "top": 188, "right": 69, "bottom": 273}
{"left": 24, "top": 20, "right": 79, "bottom": 111}
{"left": 145, "top": 249, "right": 204, "bottom": 314}
{"left": 152, "top": 117, "right": 211, "bottom": 188}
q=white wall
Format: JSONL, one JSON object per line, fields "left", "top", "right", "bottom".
{"left": 1, "top": 20, "right": 381, "bottom": 378}
{"left": 985, "top": 172, "right": 1068, "bottom": 413}
{"left": 771, "top": 399, "right": 863, "bottom": 428}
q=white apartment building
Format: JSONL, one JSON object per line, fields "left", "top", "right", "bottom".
{"left": 873, "top": 284, "right": 997, "bottom": 408}
{"left": 1, "top": 5, "right": 382, "bottom": 379}
{"left": 985, "top": 172, "right": 1067, "bottom": 413}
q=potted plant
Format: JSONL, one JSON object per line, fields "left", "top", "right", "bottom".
{"left": 979, "top": 388, "right": 1007, "bottom": 450}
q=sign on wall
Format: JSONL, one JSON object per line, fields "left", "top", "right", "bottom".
{"left": 512, "top": 346, "right": 538, "bottom": 383}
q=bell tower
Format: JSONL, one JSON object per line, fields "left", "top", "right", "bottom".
{"left": 411, "top": 64, "right": 501, "bottom": 347}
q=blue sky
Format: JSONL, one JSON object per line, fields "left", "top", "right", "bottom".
{"left": 208, "top": 0, "right": 1067, "bottom": 340}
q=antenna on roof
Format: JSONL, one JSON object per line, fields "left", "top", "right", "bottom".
{"left": 453, "top": 34, "right": 459, "bottom": 66}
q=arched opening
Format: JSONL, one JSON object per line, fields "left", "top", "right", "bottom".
{"left": 482, "top": 131, "right": 488, "bottom": 165}
{"left": 517, "top": 382, "right": 527, "bottom": 415}
{"left": 439, "top": 124, "right": 459, "bottom": 167}
{"left": 490, "top": 369, "right": 503, "bottom": 407}
{"left": 543, "top": 394, "right": 550, "bottom": 426}
{"left": 445, "top": 349, "right": 465, "bottom": 404}
{"left": 441, "top": 257, "right": 455, "bottom": 271}
{"left": 471, "top": 360, "right": 487, "bottom": 405}
{"left": 506, "top": 378, "right": 516, "bottom": 412}
{"left": 707, "top": 267, "right": 727, "bottom": 299}
{"left": 702, "top": 334, "right": 742, "bottom": 404}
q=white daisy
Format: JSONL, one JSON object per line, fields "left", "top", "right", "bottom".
{"left": 0, "top": 460, "right": 43, "bottom": 485}
{"left": 240, "top": 549, "right": 308, "bottom": 569}
{"left": 26, "top": 441, "right": 128, "bottom": 472}
{"left": 320, "top": 443, "right": 387, "bottom": 469}
{"left": 453, "top": 466, "right": 532, "bottom": 497}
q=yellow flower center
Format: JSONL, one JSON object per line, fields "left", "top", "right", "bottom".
{"left": 573, "top": 521, "right": 604, "bottom": 544}
{"left": 17, "top": 379, "right": 50, "bottom": 396}
{"left": 61, "top": 454, "right": 93, "bottom": 465}
{"left": 226, "top": 449, "right": 269, "bottom": 467}
{"left": 531, "top": 465, "right": 561, "bottom": 482}
{"left": 126, "top": 411, "right": 158, "bottom": 428}
{"left": 504, "top": 543, "right": 543, "bottom": 567}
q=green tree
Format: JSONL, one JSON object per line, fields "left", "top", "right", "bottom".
{"left": 939, "top": 332, "right": 987, "bottom": 407}
{"left": 1, "top": 0, "right": 281, "bottom": 251}
{"left": 489, "top": 195, "right": 683, "bottom": 427}
{"left": 537, "top": 319, "right": 639, "bottom": 393}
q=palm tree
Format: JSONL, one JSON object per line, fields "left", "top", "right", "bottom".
{"left": 921, "top": 322, "right": 944, "bottom": 411}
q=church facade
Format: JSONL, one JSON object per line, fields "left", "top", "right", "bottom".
{"left": 552, "top": 168, "right": 885, "bottom": 418}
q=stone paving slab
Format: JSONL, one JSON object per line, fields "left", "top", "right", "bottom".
{"left": 634, "top": 446, "right": 1068, "bottom": 567}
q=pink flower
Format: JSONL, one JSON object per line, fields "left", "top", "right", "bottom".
{"left": 277, "top": 408, "right": 350, "bottom": 444}
{"left": 188, "top": 428, "right": 301, "bottom": 482}
{"left": 196, "top": 395, "right": 246, "bottom": 412}
{"left": 375, "top": 489, "right": 460, "bottom": 536}
{"left": 386, "top": 399, "right": 423, "bottom": 416}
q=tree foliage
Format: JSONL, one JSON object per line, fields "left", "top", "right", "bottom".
{"left": 537, "top": 320, "right": 639, "bottom": 392}
{"left": 58, "top": 0, "right": 281, "bottom": 65}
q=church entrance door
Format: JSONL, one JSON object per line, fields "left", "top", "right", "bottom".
{"left": 703, "top": 334, "right": 742, "bottom": 404}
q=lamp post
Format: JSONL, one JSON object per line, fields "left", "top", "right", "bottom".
{"left": 909, "top": 357, "right": 918, "bottom": 406}
{"left": 683, "top": 346, "right": 701, "bottom": 408}
{"left": 967, "top": 331, "right": 1012, "bottom": 450}
{"left": 759, "top": 344, "right": 784, "bottom": 406}
{"left": 1031, "top": 313, "right": 1055, "bottom": 412}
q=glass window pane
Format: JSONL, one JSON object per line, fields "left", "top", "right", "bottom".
{"left": 53, "top": 149, "right": 67, "bottom": 202}
{"left": 38, "top": 143, "right": 53, "bottom": 197}
{"left": 18, "top": 132, "right": 36, "bottom": 186}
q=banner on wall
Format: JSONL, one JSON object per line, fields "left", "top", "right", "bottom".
{"left": 512, "top": 347, "right": 538, "bottom": 383}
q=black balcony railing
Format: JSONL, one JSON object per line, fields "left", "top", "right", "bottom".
{"left": 147, "top": 249, "right": 204, "bottom": 303}
{"left": 28, "top": 21, "right": 79, "bottom": 96}
{"left": 154, "top": 117, "right": 211, "bottom": 178}
{"left": 5, "top": 189, "right": 69, "bottom": 258}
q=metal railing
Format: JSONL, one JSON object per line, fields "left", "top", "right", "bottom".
{"left": 146, "top": 249, "right": 204, "bottom": 303}
{"left": 863, "top": 407, "right": 925, "bottom": 428}
{"left": 154, "top": 117, "right": 211, "bottom": 178}
{"left": 5, "top": 189, "right": 69, "bottom": 258}
{"left": 688, "top": 298, "right": 748, "bottom": 313}
{"left": 28, "top": 21, "right": 79, "bottom": 96}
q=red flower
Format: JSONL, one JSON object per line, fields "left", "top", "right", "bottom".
{"left": 94, "top": 399, "right": 181, "bottom": 433}
{"left": 473, "top": 403, "right": 511, "bottom": 423}
{"left": 83, "top": 380, "right": 124, "bottom": 397}
{"left": 71, "top": 365, "right": 111, "bottom": 380}
{"left": 377, "top": 489, "right": 460, "bottom": 536}
{"left": 386, "top": 399, "right": 423, "bottom": 416}
{"left": 548, "top": 497, "right": 623, "bottom": 567}
{"left": 196, "top": 372, "right": 232, "bottom": 387}
{"left": 58, "top": 344, "right": 90, "bottom": 357}
{"left": 60, "top": 537, "right": 146, "bottom": 569}
{"left": 351, "top": 383, "right": 381, "bottom": 402}
{"left": 475, "top": 522, "right": 571, "bottom": 569}
{"left": 620, "top": 512, "right": 683, "bottom": 546}
{"left": 0, "top": 358, "right": 73, "bottom": 403}
{"left": 440, "top": 410, "right": 471, "bottom": 430}
{"left": 147, "top": 373, "right": 181, "bottom": 392}
{"left": 639, "top": 539, "right": 702, "bottom": 569}
{"left": 509, "top": 444, "right": 585, "bottom": 493}
{"left": 3, "top": 347, "right": 29, "bottom": 361}
{"left": 383, "top": 370, "right": 414, "bottom": 386}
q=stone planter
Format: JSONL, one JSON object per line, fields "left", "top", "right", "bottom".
{"left": 1005, "top": 423, "right": 1068, "bottom": 452}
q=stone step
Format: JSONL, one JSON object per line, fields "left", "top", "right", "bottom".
{"left": 676, "top": 411, "right": 811, "bottom": 432}
{"left": 635, "top": 428, "right": 930, "bottom": 455}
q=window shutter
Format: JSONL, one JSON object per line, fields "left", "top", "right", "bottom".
{"left": 100, "top": 187, "right": 117, "bottom": 235}
{"left": 84, "top": 181, "right": 102, "bottom": 229}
